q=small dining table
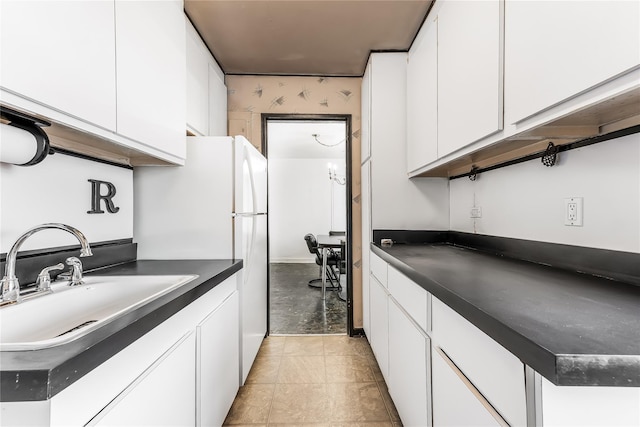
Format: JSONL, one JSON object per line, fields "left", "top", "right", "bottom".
{"left": 316, "top": 234, "right": 345, "bottom": 300}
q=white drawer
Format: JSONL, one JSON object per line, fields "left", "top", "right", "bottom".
{"left": 370, "top": 250, "right": 388, "bottom": 287}
{"left": 432, "top": 297, "right": 527, "bottom": 427}
{"left": 388, "top": 266, "right": 429, "bottom": 332}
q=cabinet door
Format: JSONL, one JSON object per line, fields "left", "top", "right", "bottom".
{"left": 115, "top": 0, "right": 186, "bottom": 159}
{"left": 91, "top": 332, "right": 196, "bottom": 426}
{"left": 0, "top": 0, "right": 116, "bottom": 130}
{"left": 186, "top": 18, "right": 210, "bottom": 136}
{"left": 432, "top": 347, "right": 503, "bottom": 427}
{"left": 369, "top": 275, "right": 389, "bottom": 381}
{"left": 361, "top": 162, "right": 372, "bottom": 336}
{"left": 505, "top": 1, "right": 640, "bottom": 124}
{"left": 406, "top": 16, "right": 438, "bottom": 173}
{"left": 432, "top": 297, "right": 526, "bottom": 426}
{"left": 197, "top": 291, "right": 239, "bottom": 427}
{"left": 437, "top": 0, "right": 503, "bottom": 157}
{"left": 388, "top": 300, "right": 430, "bottom": 427}
{"left": 361, "top": 63, "right": 372, "bottom": 163}
{"left": 208, "top": 62, "right": 228, "bottom": 136}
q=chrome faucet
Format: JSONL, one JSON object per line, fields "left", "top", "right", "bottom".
{"left": 1, "top": 223, "right": 93, "bottom": 304}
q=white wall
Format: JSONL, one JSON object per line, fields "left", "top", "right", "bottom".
{"left": 1, "top": 152, "right": 133, "bottom": 253}
{"left": 269, "top": 158, "right": 345, "bottom": 262}
{"left": 449, "top": 133, "right": 640, "bottom": 253}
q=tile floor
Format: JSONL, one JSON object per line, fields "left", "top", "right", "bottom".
{"left": 270, "top": 263, "right": 347, "bottom": 334}
{"left": 224, "top": 335, "right": 403, "bottom": 426}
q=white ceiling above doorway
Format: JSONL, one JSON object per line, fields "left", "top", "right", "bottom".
{"left": 267, "top": 120, "right": 346, "bottom": 159}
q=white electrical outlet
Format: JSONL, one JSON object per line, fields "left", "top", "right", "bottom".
{"left": 564, "top": 197, "right": 583, "bottom": 226}
{"left": 470, "top": 207, "right": 482, "bottom": 218}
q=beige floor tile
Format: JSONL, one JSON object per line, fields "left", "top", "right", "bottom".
{"left": 270, "top": 424, "right": 330, "bottom": 427}
{"left": 323, "top": 336, "right": 370, "bottom": 356}
{"left": 327, "top": 382, "right": 391, "bottom": 423}
{"left": 325, "top": 355, "right": 375, "bottom": 383}
{"left": 330, "top": 423, "right": 394, "bottom": 427}
{"left": 258, "top": 336, "right": 286, "bottom": 357}
{"left": 269, "top": 383, "right": 330, "bottom": 424}
{"left": 278, "top": 356, "right": 327, "bottom": 383}
{"left": 377, "top": 382, "right": 401, "bottom": 422}
{"left": 223, "top": 384, "right": 275, "bottom": 425}
{"left": 245, "top": 356, "right": 281, "bottom": 384}
{"left": 223, "top": 425, "right": 267, "bottom": 427}
{"left": 283, "top": 336, "right": 325, "bottom": 356}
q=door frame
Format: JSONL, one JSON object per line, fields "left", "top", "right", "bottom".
{"left": 261, "top": 113, "right": 355, "bottom": 336}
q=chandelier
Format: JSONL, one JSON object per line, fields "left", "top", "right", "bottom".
{"left": 327, "top": 163, "right": 346, "bottom": 185}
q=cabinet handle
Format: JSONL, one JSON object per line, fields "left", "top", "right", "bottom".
{"left": 435, "top": 346, "right": 510, "bottom": 427}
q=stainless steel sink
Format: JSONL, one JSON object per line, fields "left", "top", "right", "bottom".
{"left": 0, "top": 274, "right": 198, "bottom": 351}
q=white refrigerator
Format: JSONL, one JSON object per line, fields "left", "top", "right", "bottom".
{"left": 134, "top": 135, "right": 267, "bottom": 384}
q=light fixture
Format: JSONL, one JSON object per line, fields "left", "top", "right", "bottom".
{"left": 0, "top": 106, "right": 51, "bottom": 166}
{"left": 313, "top": 133, "right": 345, "bottom": 147}
{"left": 327, "top": 162, "right": 346, "bottom": 185}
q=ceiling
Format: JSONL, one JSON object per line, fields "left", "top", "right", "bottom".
{"left": 184, "top": 0, "right": 434, "bottom": 77}
{"left": 267, "top": 120, "right": 347, "bottom": 159}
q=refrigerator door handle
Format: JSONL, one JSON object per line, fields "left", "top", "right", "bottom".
{"left": 233, "top": 212, "right": 266, "bottom": 217}
{"left": 244, "top": 145, "right": 259, "bottom": 215}
{"left": 243, "top": 214, "right": 257, "bottom": 285}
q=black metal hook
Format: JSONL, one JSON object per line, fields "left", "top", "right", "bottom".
{"left": 541, "top": 142, "right": 559, "bottom": 167}
{"left": 468, "top": 165, "right": 479, "bottom": 181}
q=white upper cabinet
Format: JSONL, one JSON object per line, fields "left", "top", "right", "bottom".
{"left": 208, "top": 62, "right": 228, "bottom": 136}
{"left": 505, "top": 0, "right": 640, "bottom": 124}
{"left": 186, "top": 19, "right": 210, "bottom": 136}
{"left": 186, "top": 18, "right": 227, "bottom": 137}
{"left": 0, "top": 0, "right": 117, "bottom": 131}
{"left": 406, "top": 15, "right": 438, "bottom": 174}
{"left": 361, "top": 64, "right": 372, "bottom": 164}
{"left": 115, "top": 0, "right": 186, "bottom": 160}
{"left": 437, "top": 0, "right": 504, "bottom": 157}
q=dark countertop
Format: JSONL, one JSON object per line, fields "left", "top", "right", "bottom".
{"left": 372, "top": 243, "right": 640, "bottom": 387}
{"left": 1, "top": 259, "right": 242, "bottom": 402}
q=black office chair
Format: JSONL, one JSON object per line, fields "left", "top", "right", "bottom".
{"left": 304, "top": 233, "right": 340, "bottom": 289}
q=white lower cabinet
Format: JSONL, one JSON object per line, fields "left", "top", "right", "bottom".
{"left": 369, "top": 274, "right": 389, "bottom": 381}
{"left": 91, "top": 332, "right": 197, "bottom": 426}
{"left": 93, "top": 290, "right": 240, "bottom": 427}
{"left": 197, "top": 291, "right": 239, "bottom": 426}
{"left": 388, "top": 299, "right": 430, "bottom": 427}
{"left": 536, "top": 376, "right": 640, "bottom": 427}
{"left": 369, "top": 254, "right": 640, "bottom": 427}
{"left": 3, "top": 275, "right": 241, "bottom": 426}
{"left": 431, "top": 297, "right": 527, "bottom": 426}
{"left": 432, "top": 347, "right": 503, "bottom": 427}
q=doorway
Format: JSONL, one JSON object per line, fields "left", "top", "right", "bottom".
{"left": 262, "top": 114, "right": 353, "bottom": 335}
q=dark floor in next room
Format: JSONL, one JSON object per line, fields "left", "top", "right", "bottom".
{"left": 224, "top": 335, "right": 403, "bottom": 426}
{"left": 270, "top": 263, "right": 347, "bottom": 334}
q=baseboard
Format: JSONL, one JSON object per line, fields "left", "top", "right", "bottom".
{"left": 270, "top": 258, "right": 315, "bottom": 264}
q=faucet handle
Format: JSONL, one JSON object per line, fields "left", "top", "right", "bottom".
{"left": 36, "top": 263, "right": 65, "bottom": 292}
{"left": 65, "top": 257, "right": 84, "bottom": 286}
